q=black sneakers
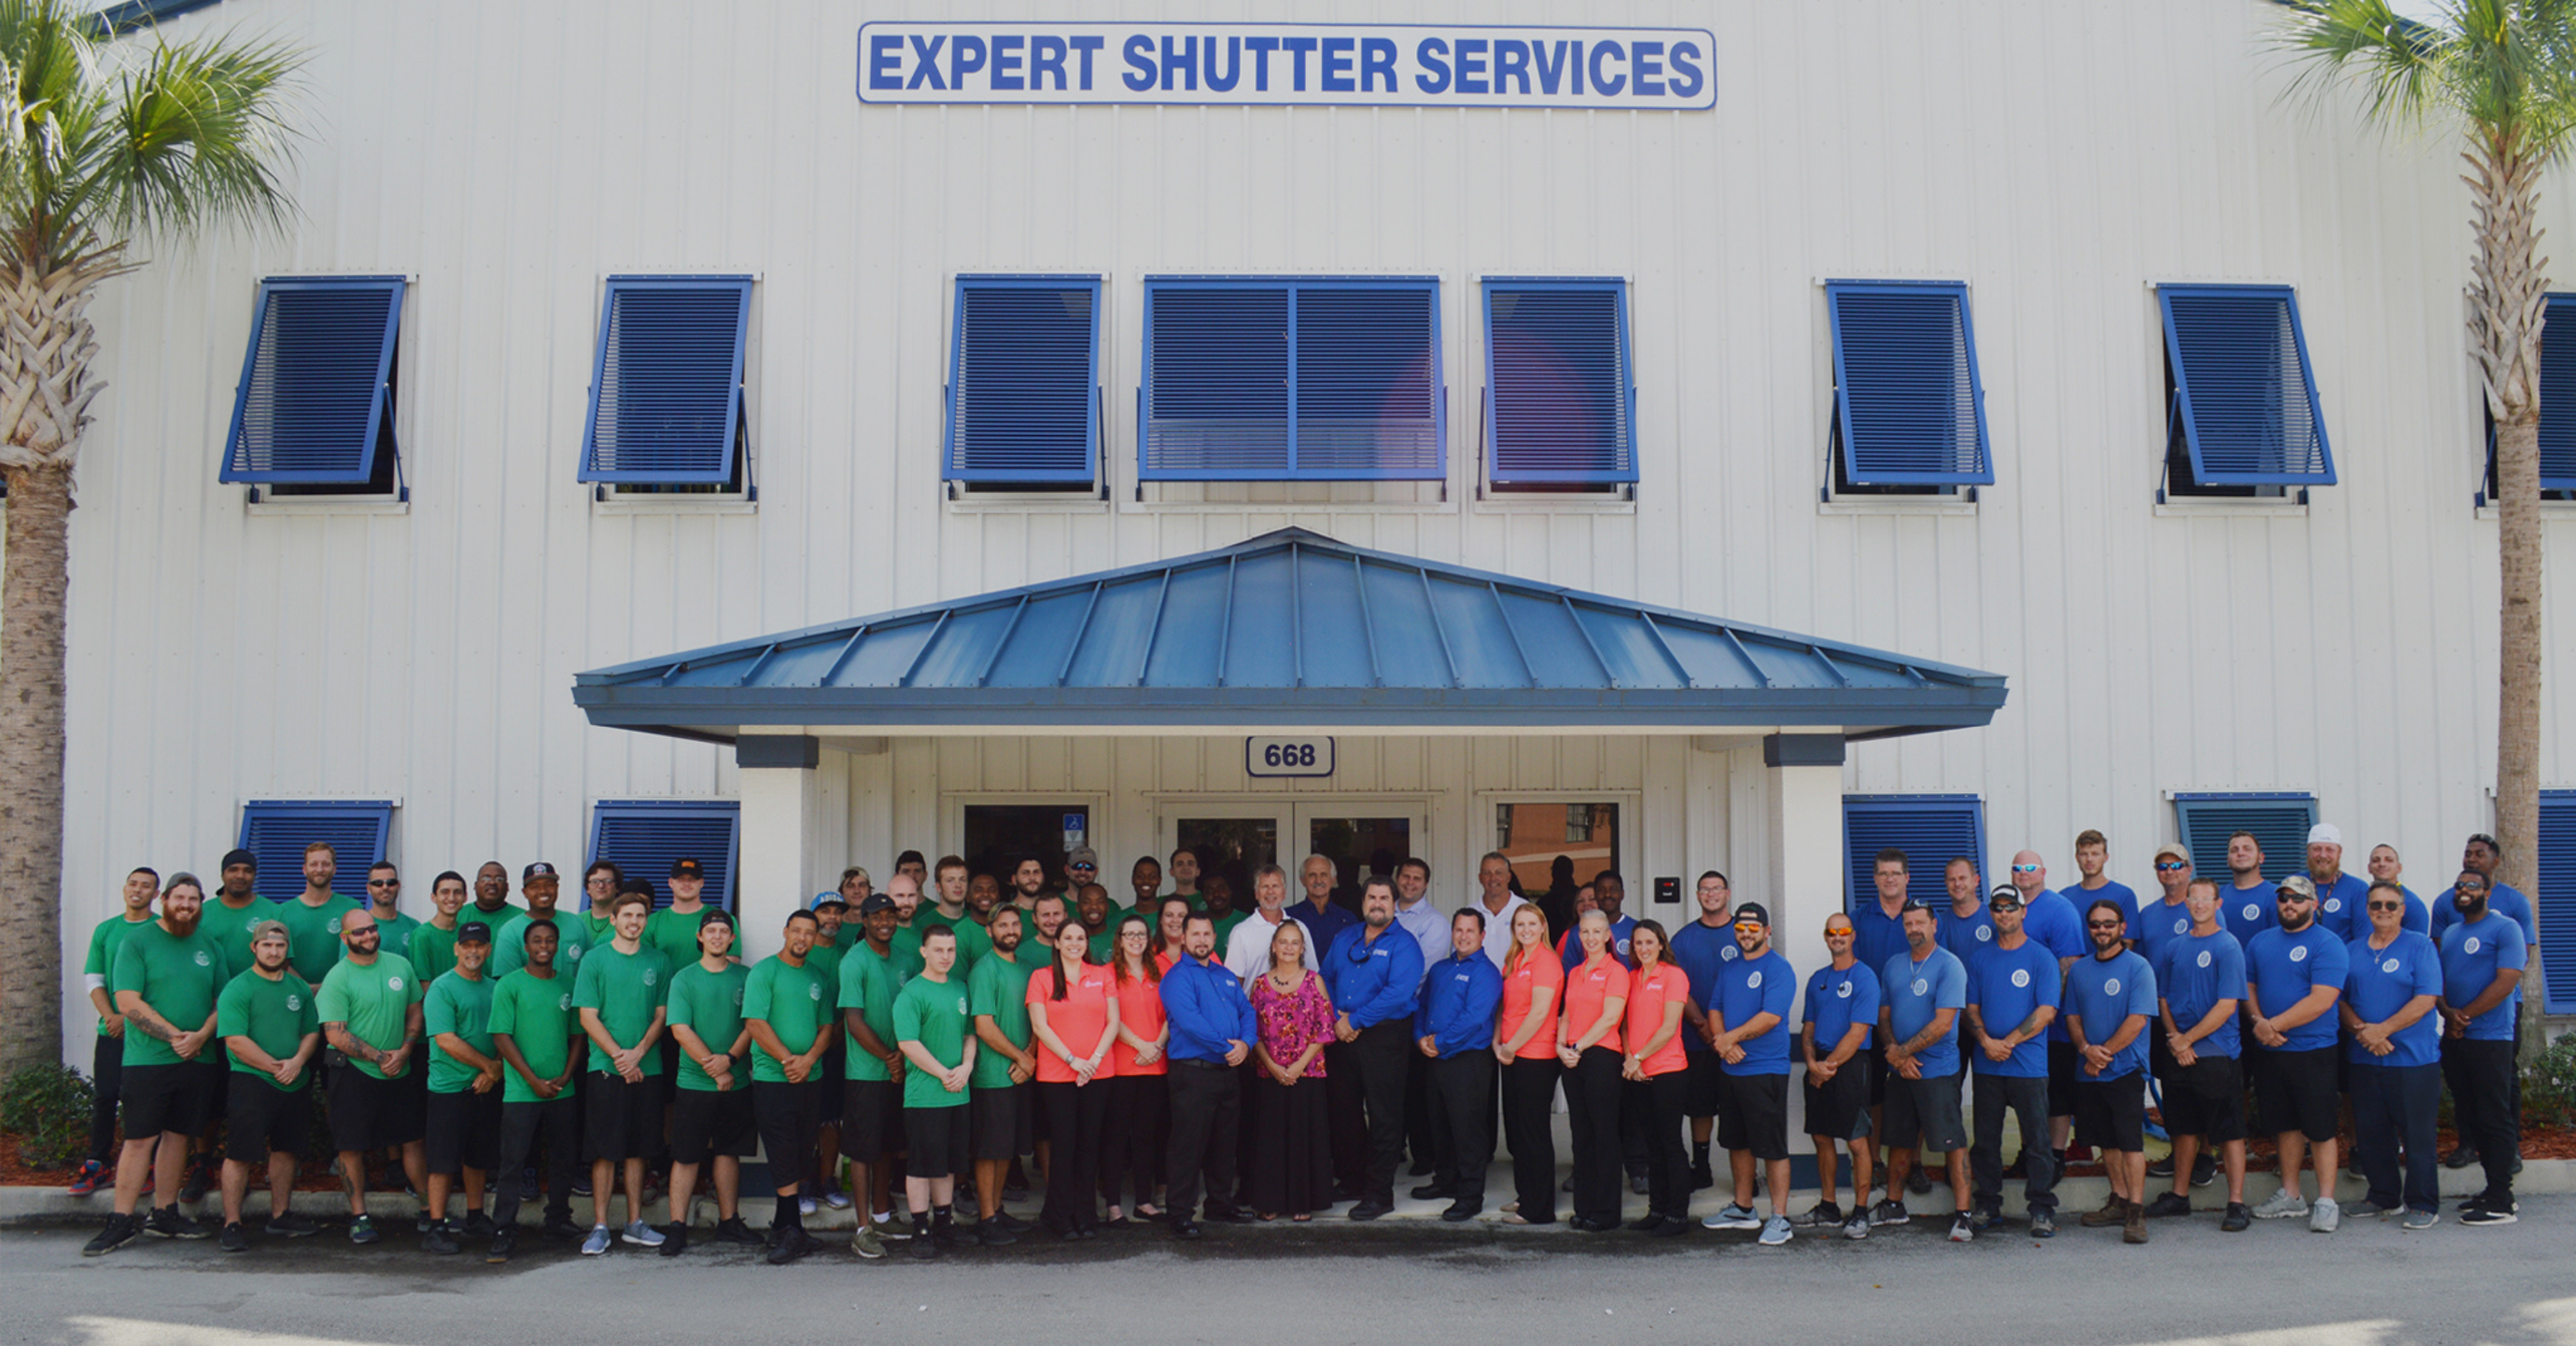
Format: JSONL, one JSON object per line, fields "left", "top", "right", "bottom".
{"left": 219, "top": 1221, "right": 250, "bottom": 1253}
{"left": 145, "top": 1205, "right": 213, "bottom": 1239}
{"left": 82, "top": 1214, "right": 142, "bottom": 1257}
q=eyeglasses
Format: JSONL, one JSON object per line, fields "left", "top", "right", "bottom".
{"left": 2009, "top": 864, "right": 2040, "bottom": 874}
{"left": 2366, "top": 902, "right": 2402, "bottom": 912}
{"left": 2155, "top": 862, "right": 2188, "bottom": 872}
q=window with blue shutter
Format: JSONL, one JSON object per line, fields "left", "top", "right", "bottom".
{"left": 1843, "top": 794, "right": 1986, "bottom": 913}
{"left": 587, "top": 800, "right": 741, "bottom": 912}
{"left": 944, "top": 276, "right": 1101, "bottom": 487}
{"left": 580, "top": 276, "right": 753, "bottom": 488}
{"left": 2159, "top": 285, "right": 2335, "bottom": 494}
{"left": 2170, "top": 792, "right": 2316, "bottom": 887}
{"left": 2537, "top": 790, "right": 2573, "bottom": 1012}
{"left": 237, "top": 800, "right": 395, "bottom": 903}
{"left": 1825, "top": 281, "right": 1994, "bottom": 492}
{"left": 220, "top": 277, "right": 404, "bottom": 491}
{"left": 1141, "top": 277, "right": 1443, "bottom": 481}
{"left": 1484, "top": 279, "right": 1634, "bottom": 487}
{"left": 2480, "top": 293, "right": 2576, "bottom": 504}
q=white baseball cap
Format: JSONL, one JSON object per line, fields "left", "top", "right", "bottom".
{"left": 2307, "top": 822, "right": 2343, "bottom": 849}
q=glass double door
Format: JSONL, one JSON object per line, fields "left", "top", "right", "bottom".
{"left": 1163, "top": 800, "right": 1425, "bottom": 910}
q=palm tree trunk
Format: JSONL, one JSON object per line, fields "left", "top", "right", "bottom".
{"left": 0, "top": 461, "right": 70, "bottom": 1078}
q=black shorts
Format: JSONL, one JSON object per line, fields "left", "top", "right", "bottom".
{"left": 2254, "top": 1045, "right": 2339, "bottom": 1143}
{"left": 904, "top": 1104, "right": 972, "bottom": 1179}
{"left": 2046, "top": 1039, "right": 2082, "bottom": 1117}
{"left": 669, "top": 1086, "right": 756, "bottom": 1164}
{"left": 424, "top": 1088, "right": 504, "bottom": 1175}
{"left": 1680, "top": 1050, "right": 1723, "bottom": 1117}
{"left": 582, "top": 1072, "right": 665, "bottom": 1161}
{"left": 1715, "top": 1071, "right": 1790, "bottom": 1161}
{"left": 972, "top": 1081, "right": 1033, "bottom": 1162}
{"left": 815, "top": 1046, "right": 847, "bottom": 1123}
{"left": 223, "top": 1076, "right": 312, "bottom": 1162}
{"left": 2162, "top": 1053, "right": 2247, "bottom": 1143}
{"left": 843, "top": 1078, "right": 907, "bottom": 1159}
{"left": 2074, "top": 1073, "right": 2147, "bottom": 1154}
{"left": 122, "top": 1062, "right": 223, "bottom": 1140}
{"left": 1802, "top": 1059, "right": 1871, "bottom": 1143}
{"left": 1864, "top": 1050, "right": 1888, "bottom": 1108}
{"left": 328, "top": 1066, "right": 426, "bottom": 1151}
{"left": 1884, "top": 1070, "right": 1967, "bottom": 1154}
{"left": 752, "top": 1079, "right": 823, "bottom": 1180}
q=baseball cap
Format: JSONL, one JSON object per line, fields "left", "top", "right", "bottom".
{"left": 221, "top": 848, "right": 258, "bottom": 872}
{"left": 2153, "top": 842, "right": 2190, "bottom": 864}
{"left": 522, "top": 862, "right": 557, "bottom": 880}
{"left": 1987, "top": 884, "right": 2024, "bottom": 909}
{"left": 1065, "top": 846, "right": 1100, "bottom": 869}
{"left": 618, "top": 877, "right": 656, "bottom": 898}
{"left": 2307, "top": 823, "right": 2343, "bottom": 849}
{"left": 2277, "top": 874, "right": 2317, "bottom": 899}
{"left": 670, "top": 857, "right": 704, "bottom": 879}
{"left": 456, "top": 920, "right": 494, "bottom": 945}
{"left": 250, "top": 919, "right": 289, "bottom": 944}
{"left": 698, "top": 907, "right": 736, "bottom": 930}
{"left": 1899, "top": 898, "right": 1932, "bottom": 915}
{"left": 813, "top": 892, "right": 849, "bottom": 912}
{"left": 1729, "top": 902, "right": 1770, "bottom": 927}
{"left": 859, "top": 893, "right": 895, "bottom": 915}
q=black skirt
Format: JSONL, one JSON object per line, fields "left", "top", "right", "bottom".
{"left": 1244, "top": 1075, "right": 1335, "bottom": 1216}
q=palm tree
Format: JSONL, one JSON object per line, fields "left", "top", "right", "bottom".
{"left": 2277, "top": 0, "right": 2572, "bottom": 1060}
{"left": 0, "top": 0, "right": 299, "bottom": 1079}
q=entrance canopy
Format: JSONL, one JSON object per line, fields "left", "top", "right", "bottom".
{"left": 572, "top": 528, "right": 2006, "bottom": 738}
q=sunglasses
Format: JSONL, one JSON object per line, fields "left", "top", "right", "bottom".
{"left": 367, "top": 879, "right": 399, "bottom": 887}
{"left": 2155, "top": 862, "right": 2188, "bottom": 872}
{"left": 2366, "top": 902, "right": 2402, "bottom": 912}
{"left": 2086, "top": 919, "right": 2122, "bottom": 930}
{"left": 2276, "top": 893, "right": 2313, "bottom": 903}
{"left": 2009, "top": 864, "right": 2041, "bottom": 874}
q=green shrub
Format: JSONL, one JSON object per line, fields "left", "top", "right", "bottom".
{"left": 2524, "top": 1031, "right": 2576, "bottom": 1131}
{"left": 1, "top": 1062, "right": 94, "bottom": 1170}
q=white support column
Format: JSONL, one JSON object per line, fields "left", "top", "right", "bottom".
{"left": 737, "top": 734, "right": 829, "bottom": 962}
{"left": 1763, "top": 736, "right": 1848, "bottom": 992}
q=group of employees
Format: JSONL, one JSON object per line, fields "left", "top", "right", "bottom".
{"left": 71, "top": 824, "right": 2532, "bottom": 1262}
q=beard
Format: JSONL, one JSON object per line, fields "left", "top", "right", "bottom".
{"left": 164, "top": 907, "right": 201, "bottom": 936}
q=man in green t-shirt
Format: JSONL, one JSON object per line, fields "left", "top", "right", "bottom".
{"left": 572, "top": 885, "right": 673, "bottom": 1254}
{"left": 318, "top": 907, "right": 427, "bottom": 1245}
{"left": 469, "top": 860, "right": 522, "bottom": 924}
{"left": 274, "top": 841, "right": 361, "bottom": 985}
{"left": 492, "top": 862, "right": 590, "bottom": 978}
{"left": 803, "top": 894, "right": 854, "bottom": 1216}
{"left": 83, "top": 873, "right": 231, "bottom": 1256}
{"left": 831, "top": 867, "right": 872, "bottom": 949}
{"left": 841, "top": 893, "right": 912, "bottom": 1238}
{"left": 644, "top": 857, "right": 719, "bottom": 969}
{"left": 213, "top": 920, "right": 321, "bottom": 1250}
{"left": 408, "top": 871, "right": 469, "bottom": 987}
{"left": 967, "top": 904, "right": 1040, "bottom": 1245}
{"left": 577, "top": 861, "right": 624, "bottom": 945}
{"left": 1078, "top": 883, "right": 1123, "bottom": 962}
{"left": 893, "top": 925, "right": 977, "bottom": 1259}
{"left": 746, "top": 909, "right": 836, "bottom": 1264}
{"left": 363, "top": 861, "right": 421, "bottom": 960}
{"left": 72, "top": 867, "right": 159, "bottom": 1196}
{"left": 185, "top": 850, "right": 268, "bottom": 1208}
{"left": 485, "top": 917, "right": 585, "bottom": 1263}
{"left": 661, "top": 907, "right": 763, "bottom": 1256}
{"left": 420, "top": 920, "right": 503, "bottom": 1254}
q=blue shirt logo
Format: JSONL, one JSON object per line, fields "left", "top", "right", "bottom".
{"left": 2102, "top": 979, "right": 2120, "bottom": 995}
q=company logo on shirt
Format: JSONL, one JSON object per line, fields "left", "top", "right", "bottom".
{"left": 1835, "top": 980, "right": 1853, "bottom": 1000}
{"left": 2325, "top": 899, "right": 2342, "bottom": 914}
{"left": 1976, "top": 927, "right": 1993, "bottom": 942}
{"left": 2104, "top": 979, "right": 2122, "bottom": 995}
{"left": 2381, "top": 958, "right": 2401, "bottom": 974}
{"left": 556, "top": 993, "right": 573, "bottom": 1011}
{"left": 387, "top": 975, "right": 404, "bottom": 991}
{"left": 328, "top": 917, "right": 343, "bottom": 935}
{"left": 2010, "top": 969, "right": 2031, "bottom": 989}
{"left": 2465, "top": 937, "right": 2483, "bottom": 954}
{"left": 2196, "top": 951, "right": 2213, "bottom": 969}
{"left": 2172, "top": 917, "right": 2188, "bottom": 935}
{"left": 286, "top": 994, "right": 303, "bottom": 1011}
{"left": 2241, "top": 904, "right": 2260, "bottom": 922}
{"left": 642, "top": 968, "right": 658, "bottom": 987}
{"left": 807, "top": 982, "right": 824, "bottom": 1001}
{"left": 733, "top": 987, "right": 746, "bottom": 1006}
{"left": 567, "top": 946, "right": 583, "bottom": 962}
{"left": 2289, "top": 947, "right": 2308, "bottom": 964}
{"left": 1911, "top": 979, "right": 1928, "bottom": 996}
{"left": 1720, "top": 945, "right": 1739, "bottom": 961}
{"left": 1747, "top": 970, "right": 1763, "bottom": 989}
{"left": 192, "top": 950, "right": 212, "bottom": 967}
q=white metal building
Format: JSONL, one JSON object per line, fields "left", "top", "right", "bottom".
{"left": 44, "top": 0, "right": 2576, "bottom": 1062}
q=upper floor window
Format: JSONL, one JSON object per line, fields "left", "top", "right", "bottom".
{"left": 2158, "top": 284, "right": 2333, "bottom": 501}
{"left": 220, "top": 276, "right": 406, "bottom": 499}
{"left": 942, "top": 275, "right": 1101, "bottom": 492}
{"left": 580, "top": 275, "right": 753, "bottom": 494}
{"left": 1140, "top": 277, "right": 1442, "bottom": 481}
{"left": 1824, "top": 280, "right": 1994, "bottom": 498}
{"left": 2479, "top": 292, "right": 2576, "bottom": 505}
{"left": 1483, "top": 278, "right": 1635, "bottom": 491}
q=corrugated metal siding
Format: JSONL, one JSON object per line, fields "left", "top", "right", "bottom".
{"left": 50, "top": 0, "right": 2576, "bottom": 1047}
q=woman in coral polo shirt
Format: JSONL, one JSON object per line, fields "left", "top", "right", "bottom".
{"left": 1101, "top": 913, "right": 1169, "bottom": 1223}
{"left": 1026, "top": 919, "right": 1118, "bottom": 1239}
{"left": 1496, "top": 904, "right": 1563, "bottom": 1225}
{"left": 1557, "top": 909, "right": 1631, "bottom": 1232}
{"left": 1621, "top": 920, "right": 1692, "bottom": 1235}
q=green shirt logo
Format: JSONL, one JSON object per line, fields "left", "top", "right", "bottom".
{"left": 388, "top": 975, "right": 404, "bottom": 991}
{"left": 643, "top": 968, "right": 658, "bottom": 987}
{"left": 808, "top": 982, "right": 823, "bottom": 1001}
{"left": 556, "top": 991, "right": 572, "bottom": 1011}
{"left": 327, "top": 917, "right": 342, "bottom": 935}
{"left": 956, "top": 995, "right": 968, "bottom": 1014}
{"left": 286, "top": 994, "right": 303, "bottom": 1010}
{"left": 193, "top": 950, "right": 211, "bottom": 967}
{"left": 732, "top": 987, "right": 744, "bottom": 1005}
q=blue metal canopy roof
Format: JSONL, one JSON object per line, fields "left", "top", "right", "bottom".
{"left": 572, "top": 528, "right": 2006, "bottom": 736}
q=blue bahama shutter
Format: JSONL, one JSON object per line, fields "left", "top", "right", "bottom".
{"left": 587, "top": 800, "right": 741, "bottom": 912}
{"left": 2537, "top": 791, "right": 2574, "bottom": 1012}
{"left": 1826, "top": 281, "right": 1994, "bottom": 487}
{"left": 2159, "top": 285, "right": 2335, "bottom": 486}
{"left": 2171, "top": 792, "right": 2316, "bottom": 887}
{"left": 221, "top": 277, "right": 404, "bottom": 484}
{"left": 944, "top": 277, "right": 1101, "bottom": 484}
{"left": 2533, "top": 296, "right": 2576, "bottom": 491}
{"left": 1141, "top": 278, "right": 1443, "bottom": 481}
{"left": 1843, "top": 794, "right": 1986, "bottom": 914}
{"left": 580, "top": 276, "right": 752, "bottom": 484}
{"left": 237, "top": 800, "right": 394, "bottom": 903}
{"left": 1485, "top": 280, "right": 1635, "bottom": 486}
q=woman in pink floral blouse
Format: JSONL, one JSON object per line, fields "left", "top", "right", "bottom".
{"left": 1245, "top": 920, "right": 1337, "bottom": 1221}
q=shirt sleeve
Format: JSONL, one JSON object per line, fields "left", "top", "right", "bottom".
{"left": 1933, "top": 955, "right": 1967, "bottom": 1011}
{"left": 893, "top": 987, "right": 924, "bottom": 1045}
{"left": 2036, "top": 952, "right": 2064, "bottom": 1010}
{"left": 2409, "top": 940, "right": 2443, "bottom": 998}
{"left": 1853, "top": 968, "right": 1882, "bottom": 1027}
{"left": 83, "top": 920, "right": 112, "bottom": 977}
{"left": 1463, "top": 963, "right": 1503, "bottom": 1040}
{"left": 741, "top": 965, "right": 774, "bottom": 1023}
{"left": 2309, "top": 936, "right": 2350, "bottom": 991}
{"left": 215, "top": 975, "right": 250, "bottom": 1039}
{"left": 316, "top": 967, "right": 349, "bottom": 1023}
{"left": 2217, "top": 939, "right": 2248, "bottom": 998}
{"left": 110, "top": 935, "right": 147, "bottom": 1005}
{"left": 667, "top": 974, "right": 698, "bottom": 1031}
{"left": 1760, "top": 963, "right": 1792, "bottom": 1020}
{"left": 2125, "top": 961, "right": 2158, "bottom": 1018}
{"left": 487, "top": 980, "right": 519, "bottom": 1037}
{"left": 570, "top": 951, "right": 605, "bottom": 1010}
{"left": 424, "top": 981, "right": 457, "bottom": 1038}
{"left": 1352, "top": 937, "right": 1425, "bottom": 1028}
{"left": 2498, "top": 923, "right": 2530, "bottom": 972}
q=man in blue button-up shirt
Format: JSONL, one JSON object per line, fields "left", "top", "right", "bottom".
{"left": 1326, "top": 876, "right": 1425, "bottom": 1220}
{"left": 1158, "top": 915, "right": 1257, "bottom": 1239}
{"left": 1413, "top": 908, "right": 1503, "bottom": 1221}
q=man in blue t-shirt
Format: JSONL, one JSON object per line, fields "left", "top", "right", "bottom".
{"left": 2429, "top": 834, "right": 2534, "bottom": 1176}
{"left": 2437, "top": 869, "right": 2527, "bottom": 1224}
{"left": 2146, "top": 878, "right": 2252, "bottom": 1230}
{"left": 1800, "top": 913, "right": 1878, "bottom": 1240}
{"left": 1963, "top": 886, "right": 2062, "bottom": 1234}
{"left": 1935, "top": 857, "right": 1994, "bottom": 966}
{"left": 2302, "top": 824, "right": 2371, "bottom": 942}
{"left": 1873, "top": 902, "right": 1972, "bottom": 1240}
{"left": 1667, "top": 871, "right": 1738, "bottom": 1191}
{"left": 1702, "top": 902, "right": 1796, "bottom": 1244}
{"left": 2219, "top": 830, "right": 2277, "bottom": 948}
{"left": 2007, "top": 846, "right": 2089, "bottom": 1169}
{"left": 2341, "top": 879, "right": 2444, "bottom": 1227}
{"left": 2243, "top": 875, "right": 2349, "bottom": 1230}
{"left": 2060, "top": 829, "right": 2138, "bottom": 1159}
{"left": 2064, "top": 895, "right": 2157, "bottom": 1242}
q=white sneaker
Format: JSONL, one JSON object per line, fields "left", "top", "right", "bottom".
{"left": 2308, "top": 1197, "right": 2341, "bottom": 1234}
{"left": 620, "top": 1219, "right": 665, "bottom": 1247}
{"left": 1700, "top": 1204, "right": 1760, "bottom": 1231}
{"left": 797, "top": 1196, "right": 817, "bottom": 1216}
{"left": 820, "top": 1189, "right": 854, "bottom": 1211}
{"left": 2251, "top": 1188, "right": 2309, "bottom": 1220}
{"left": 1757, "top": 1215, "right": 1793, "bottom": 1246}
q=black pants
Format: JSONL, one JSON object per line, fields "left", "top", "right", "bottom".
{"left": 1352, "top": 1021, "right": 1412, "bottom": 1204}
{"left": 1566, "top": 1047, "right": 1625, "bottom": 1224}
{"left": 1618, "top": 1070, "right": 1652, "bottom": 1180}
{"left": 2441, "top": 1037, "right": 2519, "bottom": 1205}
{"left": 492, "top": 1098, "right": 579, "bottom": 1229}
{"left": 1403, "top": 1048, "right": 1437, "bottom": 1171}
{"left": 1501, "top": 1056, "right": 1561, "bottom": 1221}
{"left": 1164, "top": 1062, "right": 1243, "bottom": 1221}
{"left": 1037, "top": 1080, "right": 1112, "bottom": 1233}
{"left": 1969, "top": 1071, "right": 2058, "bottom": 1214}
{"left": 88, "top": 1033, "right": 124, "bottom": 1166}
{"left": 1322, "top": 1041, "right": 1367, "bottom": 1192}
{"left": 1640, "top": 1071, "right": 1690, "bottom": 1220}
{"left": 2351, "top": 1060, "right": 2441, "bottom": 1215}
{"left": 1428, "top": 1052, "right": 1495, "bottom": 1202}
{"left": 1099, "top": 1073, "right": 1169, "bottom": 1209}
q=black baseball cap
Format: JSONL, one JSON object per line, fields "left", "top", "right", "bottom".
{"left": 1900, "top": 898, "right": 1933, "bottom": 915}
{"left": 456, "top": 921, "right": 494, "bottom": 945}
{"left": 1988, "top": 885, "right": 2024, "bottom": 909}
{"left": 698, "top": 908, "right": 736, "bottom": 930}
{"left": 1730, "top": 902, "right": 1770, "bottom": 927}
{"left": 670, "top": 857, "right": 704, "bottom": 879}
{"left": 221, "top": 848, "right": 257, "bottom": 872}
{"left": 523, "top": 862, "right": 558, "bottom": 880}
{"left": 859, "top": 893, "right": 896, "bottom": 915}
